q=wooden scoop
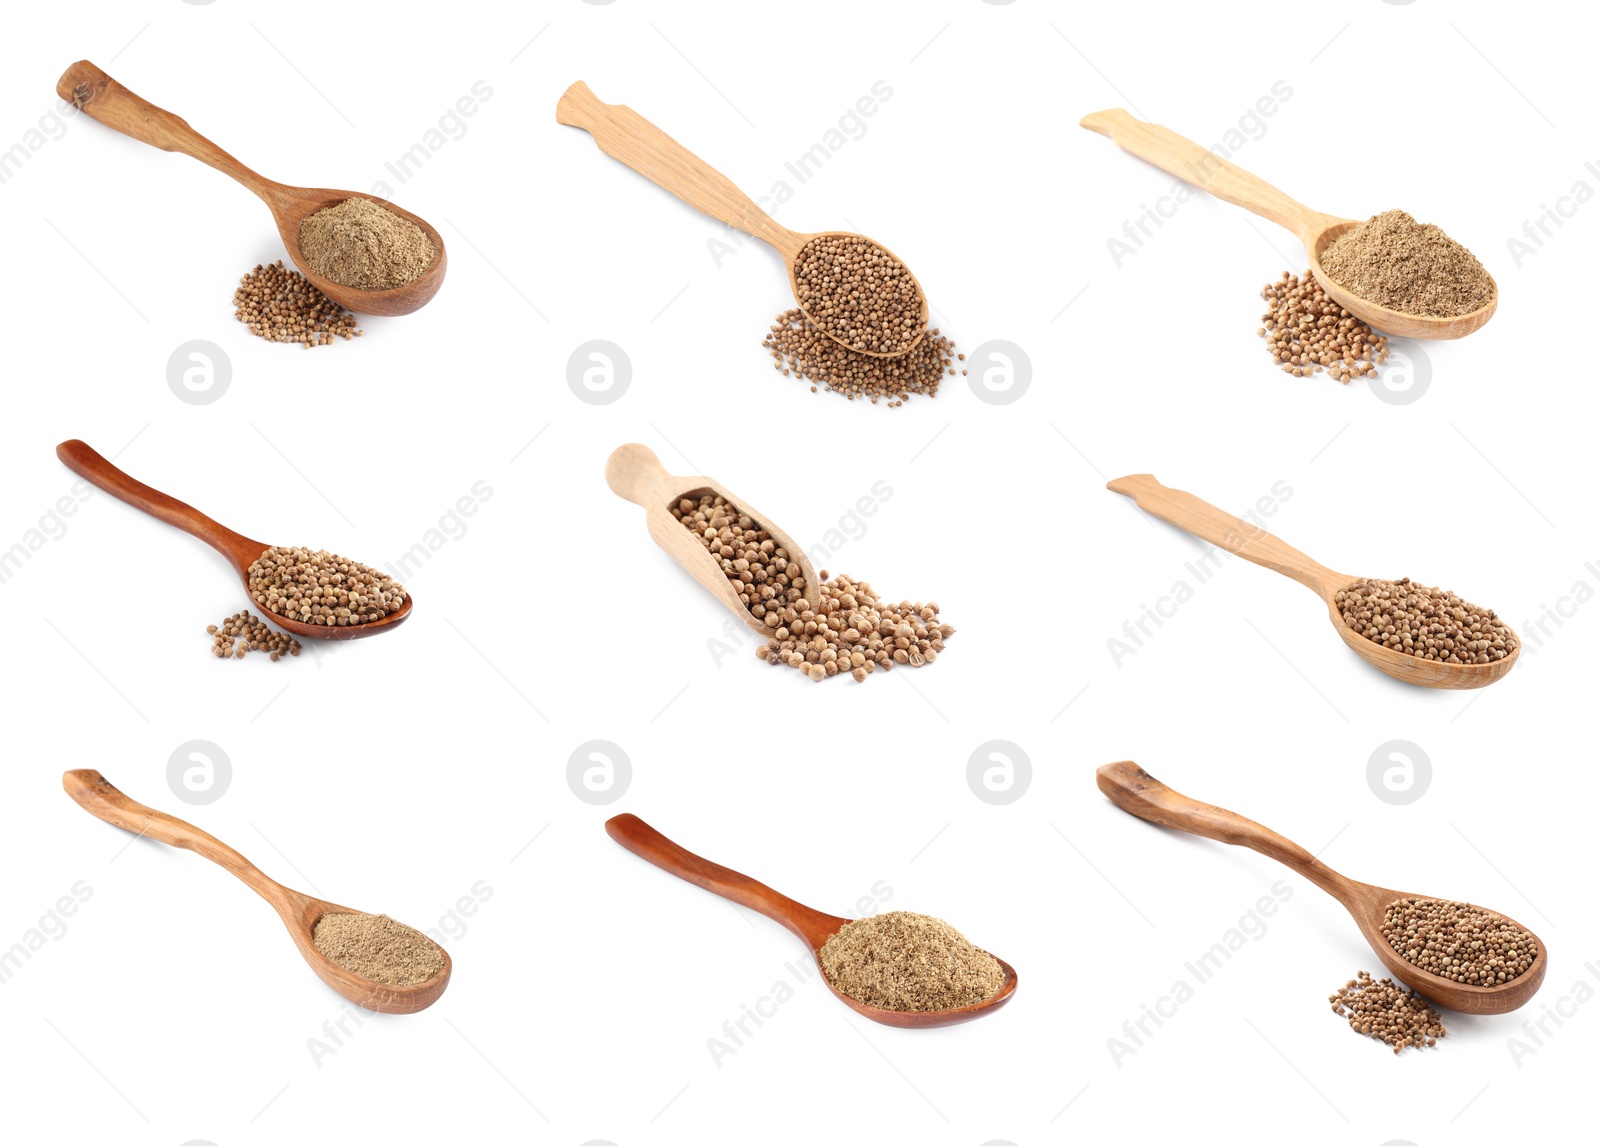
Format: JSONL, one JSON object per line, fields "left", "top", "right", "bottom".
{"left": 57, "top": 439, "right": 412, "bottom": 641}
{"left": 557, "top": 80, "right": 927, "bottom": 357}
{"left": 606, "top": 813, "right": 1017, "bottom": 1028}
{"left": 1096, "top": 762, "right": 1545, "bottom": 1014}
{"left": 63, "top": 769, "right": 449, "bottom": 1013}
{"left": 1081, "top": 108, "right": 1496, "bottom": 340}
{"left": 57, "top": 60, "right": 446, "bottom": 316}
{"left": 605, "top": 443, "right": 818, "bottom": 635}
{"left": 1108, "top": 474, "right": 1518, "bottom": 689}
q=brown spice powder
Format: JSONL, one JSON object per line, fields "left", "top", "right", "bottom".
{"left": 820, "top": 911, "right": 1003, "bottom": 1012}
{"left": 298, "top": 197, "right": 436, "bottom": 291}
{"left": 312, "top": 912, "right": 444, "bottom": 987}
{"left": 1319, "top": 209, "right": 1494, "bottom": 318}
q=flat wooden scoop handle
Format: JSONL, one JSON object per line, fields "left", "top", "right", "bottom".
{"left": 1107, "top": 473, "right": 1342, "bottom": 595}
{"left": 606, "top": 813, "right": 842, "bottom": 950}
{"left": 56, "top": 60, "right": 273, "bottom": 197}
{"left": 556, "top": 81, "right": 799, "bottom": 258}
{"left": 1080, "top": 108, "right": 1325, "bottom": 243}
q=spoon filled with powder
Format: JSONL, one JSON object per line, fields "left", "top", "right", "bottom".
{"left": 62, "top": 770, "right": 449, "bottom": 1012}
{"left": 57, "top": 440, "right": 411, "bottom": 641}
{"left": 605, "top": 814, "right": 1017, "bottom": 1027}
{"left": 57, "top": 61, "right": 446, "bottom": 315}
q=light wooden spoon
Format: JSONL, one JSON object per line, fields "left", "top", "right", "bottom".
{"left": 1081, "top": 108, "right": 1496, "bottom": 340}
{"left": 1108, "top": 473, "right": 1518, "bottom": 690}
{"left": 57, "top": 61, "right": 446, "bottom": 317}
{"left": 57, "top": 439, "right": 412, "bottom": 641}
{"left": 606, "top": 813, "right": 1017, "bottom": 1028}
{"left": 605, "top": 443, "right": 818, "bottom": 635}
{"left": 557, "top": 80, "right": 927, "bottom": 357}
{"left": 63, "top": 769, "right": 449, "bottom": 1013}
{"left": 1097, "top": 762, "right": 1545, "bottom": 1015}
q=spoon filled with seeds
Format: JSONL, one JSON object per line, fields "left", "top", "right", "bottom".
{"left": 606, "top": 814, "right": 1017, "bottom": 1028}
{"left": 57, "top": 440, "right": 410, "bottom": 640}
{"left": 57, "top": 61, "right": 446, "bottom": 316}
{"left": 63, "top": 769, "right": 449, "bottom": 1012}
{"left": 1108, "top": 474, "right": 1518, "bottom": 689}
{"left": 558, "top": 82, "right": 928, "bottom": 357}
{"left": 1081, "top": 109, "right": 1496, "bottom": 339}
{"left": 1097, "top": 762, "right": 1545, "bottom": 1015}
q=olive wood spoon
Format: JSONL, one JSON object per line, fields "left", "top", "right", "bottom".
{"left": 606, "top": 813, "right": 1017, "bottom": 1028}
{"left": 1096, "top": 762, "right": 1544, "bottom": 1014}
{"left": 1081, "top": 108, "right": 1496, "bottom": 340}
{"left": 63, "top": 769, "right": 449, "bottom": 1013}
{"left": 557, "top": 80, "right": 927, "bottom": 357}
{"left": 1108, "top": 473, "right": 1518, "bottom": 690}
{"left": 606, "top": 443, "right": 818, "bottom": 636}
{"left": 56, "top": 60, "right": 446, "bottom": 316}
{"left": 57, "top": 439, "right": 412, "bottom": 641}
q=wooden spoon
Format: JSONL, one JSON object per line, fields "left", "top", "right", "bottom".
{"left": 556, "top": 80, "right": 927, "bottom": 357}
{"left": 1080, "top": 108, "right": 1496, "bottom": 340}
{"left": 57, "top": 61, "right": 446, "bottom": 317}
{"left": 606, "top": 813, "right": 1017, "bottom": 1028}
{"left": 1108, "top": 473, "right": 1518, "bottom": 690}
{"left": 1096, "top": 761, "right": 1545, "bottom": 1015}
{"left": 63, "top": 769, "right": 449, "bottom": 1013}
{"left": 605, "top": 443, "right": 818, "bottom": 636}
{"left": 57, "top": 439, "right": 412, "bottom": 641}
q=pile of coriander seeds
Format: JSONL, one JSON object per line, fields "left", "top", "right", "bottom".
{"left": 1380, "top": 898, "right": 1537, "bottom": 986}
{"left": 1335, "top": 577, "right": 1516, "bottom": 665}
{"left": 247, "top": 545, "right": 407, "bottom": 628}
{"left": 1329, "top": 970, "right": 1446, "bottom": 1054}
{"left": 1258, "top": 270, "right": 1388, "bottom": 383}
{"left": 208, "top": 608, "right": 300, "bottom": 662}
{"left": 233, "top": 260, "right": 362, "bottom": 348}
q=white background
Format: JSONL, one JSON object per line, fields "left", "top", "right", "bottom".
{"left": 1, "top": 1, "right": 1594, "bottom": 1143}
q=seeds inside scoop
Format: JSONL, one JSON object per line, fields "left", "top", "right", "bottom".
{"left": 1319, "top": 209, "right": 1495, "bottom": 319}
{"left": 298, "top": 197, "right": 436, "bottom": 291}
{"left": 1380, "top": 897, "right": 1537, "bottom": 986}
{"left": 792, "top": 235, "right": 922, "bottom": 355}
{"left": 1335, "top": 577, "right": 1515, "bottom": 665}
{"left": 1329, "top": 970, "right": 1445, "bottom": 1054}
{"left": 312, "top": 912, "right": 444, "bottom": 987}
{"left": 247, "top": 546, "right": 407, "bottom": 627}
{"left": 820, "top": 911, "right": 1004, "bottom": 1013}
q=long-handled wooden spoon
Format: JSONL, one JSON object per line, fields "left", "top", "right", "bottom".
{"left": 606, "top": 443, "right": 818, "bottom": 635}
{"left": 1108, "top": 473, "right": 1518, "bottom": 689}
{"left": 57, "top": 439, "right": 412, "bottom": 640}
{"left": 1096, "top": 762, "right": 1544, "bottom": 1014}
{"left": 557, "top": 81, "right": 927, "bottom": 357}
{"left": 63, "top": 769, "right": 449, "bottom": 1013}
{"left": 57, "top": 61, "right": 446, "bottom": 316}
{"left": 606, "top": 813, "right": 1017, "bottom": 1028}
{"left": 1081, "top": 108, "right": 1496, "bottom": 340}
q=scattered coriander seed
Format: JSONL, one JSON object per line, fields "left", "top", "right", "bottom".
{"left": 207, "top": 607, "right": 300, "bottom": 662}
{"left": 298, "top": 197, "right": 436, "bottom": 291}
{"left": 763, "top": 309, "right": 959, "bottom": 406}
{"left": 233, "top": 260, "right": 362, "bottom": 348}
{"left": 1259, "top": 270, "right": 1389, "bottom": 384}
{"left": 247, "top": 546, "right": 407, "bottom": 627}
{"left": 819, "top": 911, "right": 1004, "bottom": 1013}
{"left": 1335, "top": 577, "right": 1515, "bottom": 665}
{"left": 1319, "top": 210, "right": 1495, "bottom": 318}
{"left": 1380, "top": 898, "right": 1536, "bottom": 986}
{"left": 792, "top": 234, "right": 922, "bottom": 354}
{"left": 311, "top": 912, "right": 444, "bottom": 987}
{"left": 1329, "top": 970, "right": 1445, "bottom": 1054}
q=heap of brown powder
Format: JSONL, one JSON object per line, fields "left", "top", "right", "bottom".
{"left": 820, "top": 911, "right": 1004, "bottom": 1012}
{"left": 233, "top": 260, "right": 361, "bottom": 347}
{"left": 1329, "top": 970, "right": 1445, "bottom": 1054}
{"left": 312, "top": 912, "right": 444, "bottom": 987}
{"left": 1319, "top": 210, "right": 1495, "bottom": 318}
{"left": 298, "top": 197, "right": 436, "bottom": 291}
{"left": 763, "top": 309, "right": 962, "bottom": 406}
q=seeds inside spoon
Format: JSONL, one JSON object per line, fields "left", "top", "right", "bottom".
{"left": 63, "top": 769, "right": 449, "bottom": 1012}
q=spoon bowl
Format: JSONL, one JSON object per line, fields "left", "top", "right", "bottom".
{"left": 57, "top": 439, "right": 412, "bottom": 641}
{"left": 1097, "top": 762, "right": 1544, "bottom": 1014}
{"left": 63, "top": 769, "right": 449, "bottom": 1013}
{"left": 558, "top": 81, "right": 928, "bottom": 357}
{"left": 1108, "top": 474, "right": 1519, "bottom": 689}
{"left": 1082, "top": 109, "right": 1496, "bottom": 340}
{"left": 58, "top": 61, "right": 446, "bottom": 317}
{"left": 606, "top": 813, "right": 1016, "bottom": 1028}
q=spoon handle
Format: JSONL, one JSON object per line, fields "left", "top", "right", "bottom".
{"left": 557, "top": 81, "right": 799, "bottom": 258}
{"left": 606, "top": 814, "right": 843, "bottom": 950}
{"left": 62, "top": 769, "right": 287, "bottom": 903}
{"left": 1107, "top": 474, "right": 1343, "bottom": 595}
{"left": 1096, "top": 762, "right": 1349, "bottom": 899}
{"left": 56, "top": 439, "right": 266, "bottom": 571}
{"left": 56, "top": 61, "right": 275, "bottom": 198}
{"left": 1080, "top": 108, "right": 1326, "bottom": 243}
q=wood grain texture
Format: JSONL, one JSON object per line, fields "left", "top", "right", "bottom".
{"left": 606, "top": 443, "right": 819, "bottom": 637}
{"left": 1096, "top": 762, "right": 1545, "bottom": 1015}
{"left": 1080, "top": 108, "right": 1496, "bottom": 340}
{"left": 56, "top": 439, "right": 413, "bottom": 641}
{"left": 558, "top": 80, "right": 926, "bottom": 357}
{"left": 606, "top": 813, "right": 1017, "bottom": 1028}
{"left": 1107, "top": 473, "right": 1519, "bottom": 690}
{"left": 62, "top": 769, "right": 449, "bottom": 1013}
{"left": 56, "top": 60, "right": 445, "bottom": 317}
